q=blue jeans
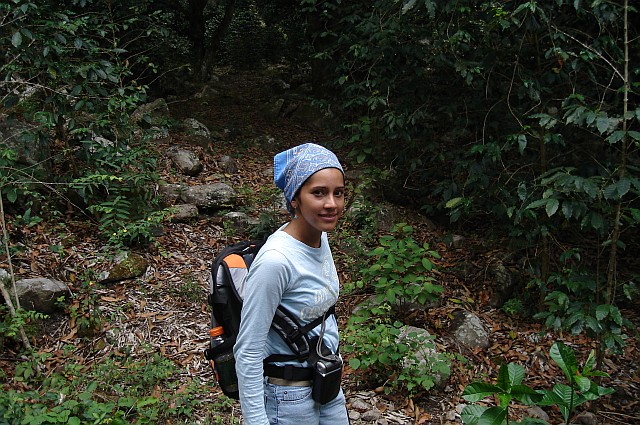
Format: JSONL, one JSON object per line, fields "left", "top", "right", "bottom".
{"left": 263, "top": 379, "right": 349, "bottom": 425}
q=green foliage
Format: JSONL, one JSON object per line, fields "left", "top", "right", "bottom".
{"left": 501, "top": 298, "right": 525, "bottom": 317}
{"left": 461, "top": 341, "right": 614, "bottom": 425}
{"left": 533, "top": 276, "right": 630, "bottom": 354}
{"left": 343, "top": 312, "right": 450, "bottom": 396}
{"left": 0, "top": 307, "right": 46, "bottom": 341}
{"left": 352, "top": 223, "right": 442, "bottom": 309}
{"left": 342, "top": 223, "right": 448, "bottom": 396}
{"left": 67, "top": 141, "right": 164, "bottom": 245}
{"left": 305, "top": 0, "right": 639, "bottom": 321}
{"left": 0, "top": 345, "right": 216, "bottom": 425}
{"left": 64, "top": 277, "right": 103, "bottom": 338}
{"left": 1, "top": 0, "right": 168, "bottom": 243}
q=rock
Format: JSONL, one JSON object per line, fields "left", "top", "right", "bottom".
{"left": 271, "top": 78, "right": 290, "bottom": 94}
{"left": 350, "top": 398, "right": 372, "bottom": 411}
{"left": 260, "top": 98, "right": 285, "bottom": 120}
{"left": 451, "top": 310, "right": 490, "bottom": 349}
{"left": 288, "top": 102, "right": 338, "bottom": 130}
{"left": 168, "top": 147, "right": 203, "bottom": 176}
{"left": 526, "top": 406, "right": 549, "bottom": 422}
{"left": 147, "top": 126, "right": 171, "bottom": 144}
{"left": 182, "top": 118, "right": 211, "bottom": 141}
{"left": 572, "top": 411, "right": 598, "bottom": 425}
{"left": 0, "top": 116, "right": 50, "bottom": 167}
{"left": 180, "top": 183, "right": 237, "bottom": 209}
{"left": 445, "top": 409, "right": 458, "bottom": 421}
{"left": 361, "top": 409, "right": 381, "bottom": 422}
{"left": 223, "top": 212, "right": 259, "bottom": 233}
{"left": 218, "top": 155, "right": 238, "bottom": 174}
{"left": 396, "top": 325, "right": 449, "bottom": 387}
{"left": 99, "top": 252, "right": 148, "bottom": 284}
{"left": 158, "top": 183, "right": 185, "bottom": 205}
{"left": 171, "top": 204, "right": 199, "bottom": 222}
{"left": 130, "top": 98, "right": 170, "bottom": 125}
{"left": 488, "top": 258, "right": 515, "bottom": 308}
{"left": 193, "top": 85, "right": 219, "bottom": 99}
{"left": 448, "top": 234, "right": 466, "bottom": 249}
{"left": 14, "top": 277, "right": 71, "bottom": 314}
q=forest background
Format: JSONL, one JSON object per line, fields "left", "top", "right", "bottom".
{"left": 1, "top": 0, "right": 639, "bottom": 424}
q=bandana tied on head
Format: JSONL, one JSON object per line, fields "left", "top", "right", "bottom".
{"left": 274, "top": 143, "right": 344, "bottom": 213}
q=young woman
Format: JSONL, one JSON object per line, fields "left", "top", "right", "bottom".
{"left": 234, "top": 143, "right": 349, "bottom": 425}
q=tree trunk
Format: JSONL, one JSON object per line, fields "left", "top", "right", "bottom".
{"left": 199, "top": 0, "right": 236, "bottom": 82}
{"left": 188, "top": 0, "right": 208, "bottom": 66}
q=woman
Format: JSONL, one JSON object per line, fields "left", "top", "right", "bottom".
{"left": 234, "top": 143, "right": 349, "bottom": 425}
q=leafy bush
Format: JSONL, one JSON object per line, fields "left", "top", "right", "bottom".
{"left": 1, "top": 0, "right": 168, "bottom": 244}
{"left": 461, "top": 341, "right": 614, "bottom": 425}
{"left": 343, "top": 314, "right": 450, "bottom": 396}
{"left": 350, "top": 223, "right": 442, "bottom": 310}
{"left": 343, "top": 223, "right": 447, "bottom": 395}
{"left": 0, "top": 307, "right": 46, "bottom": 343}
{"left": 0, "top": 345, "right": 225, "bottom": 425}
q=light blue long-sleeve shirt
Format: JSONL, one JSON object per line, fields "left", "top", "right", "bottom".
{"left": 234, "top": 227, "right": 340, "bottom": 425}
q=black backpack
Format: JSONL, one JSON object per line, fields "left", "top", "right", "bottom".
{"left": 204, "top": 240, "right": 334, "bottom": 399}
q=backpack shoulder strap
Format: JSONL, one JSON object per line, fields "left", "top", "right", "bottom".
{"left": 266, "top": 304, "right": 336, "bottom": 363}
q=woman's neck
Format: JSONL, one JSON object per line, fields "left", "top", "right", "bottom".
{"left": 282, "top": 219, "right": 322, "bottom": 248}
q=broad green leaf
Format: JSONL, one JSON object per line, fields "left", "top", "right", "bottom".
{"left": 446, "top": 197, "right": 464, "bottom": 208}
{"left": 511, "top": 384, "right": 544, "bottom": 404}
{"left": 12, "top": 31, "right": 22, "bottom": 47}
{"left": 136, "top": 397, "right": 158, "bottom": 408}
{"left": 561, "top": 201, "right": 573, "bottom": 219}
{"left": 595, "top": 115, "right": 611, "bottom": 134}
{"left": 628, "top": 131, "right": 640, "bottom": 141}
{"left": 422, "top": 257, "right": 433, "bottom": 271}
{"left": 606, "top": 130, "right": 625, "bottom": 144}
{"left": 478, "top": 406, "right": 507, "bottom": 425}
{"left": 461, "top": 404, "right": 487, "bottom": 425}
{"left": 590, "top": 213, "right": 604, "bottom": 230}
{"left": 617, "top": 178, "right": 631, "bottom": 197}
{"left": 526, "top": 199, "right": 548, "bottom": 210}
{"left": 518, "top": 134, "right": 527, "bottom": 154}
{"left": 349, "top": 358, "right": 361, "bottom": 369}
{"left": 462, "top": 382, "right": 501, "bottom": 402}
{"left": 497, "top": 363, "right": 525, "bottom": 389}
{"left": 575, "top": 375, "right": 592, "bottom": 393}
{"left": 546, "top": 198, "right": 559, "bottom": 217}
{"left": 595, "top": 304, "right": 609, "bottom": 321}
{"left": 609, "top": 305, "right": 623, "bottom": 325}
{"left": 603, "top": 183, "right": 617, "bottom": 200}
{"left": 549, "top": 342, "right": 578, "bottom": 379}
{"left": 6, "top": 189, "right": 18, "bottom": 203}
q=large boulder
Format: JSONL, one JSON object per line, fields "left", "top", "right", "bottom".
{"left": 180, "top": 183, "right": 237, "bottom": 209}
{"left": 14, "top": 277, "right": 71, "bottom": 314}
{"left": 167, "top": 147, "right": 203, "bottom": 176}
{"left": 451, "top": 310, "right": 490, "bottom": 349}
{"left": 397, "top": 325, "right": 450, "bottom": 388}
{"left": 0, "top": 116, "right": 50, "bottom": 168}
{"left": 99, "top": 252, "right": 148, "bottom": 284}
{"left": 182, "top": 118, "right": 211, "bottom": 143}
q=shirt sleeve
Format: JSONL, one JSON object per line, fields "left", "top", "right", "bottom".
{"left": 233, "top": 248, "right": 291, "bottom": 425}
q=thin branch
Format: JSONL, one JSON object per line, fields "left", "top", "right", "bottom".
{"left": 0, "top": 194, "right": 32, "bottom": 350}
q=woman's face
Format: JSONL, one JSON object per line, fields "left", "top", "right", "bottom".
{"left": 294, "top": 167, "right": 345, "bottom": 234}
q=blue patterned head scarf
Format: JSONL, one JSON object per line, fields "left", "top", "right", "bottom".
{"left": 274, "top": 143, "right": 344, "bottom": 213}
